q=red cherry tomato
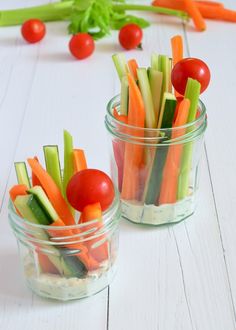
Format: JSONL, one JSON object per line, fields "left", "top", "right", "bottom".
{"left": 119, "top": 24, "right": 143, "bottom": 50}
{"left": 21, "top": 19, "right": 46, "bottom": 44}
{"left": 171, "top": 58, "right": 210, "bottom": 95}
{"left": 69, "top": 33, "right": 95, "bottom": 60}
{"left": 66, "top": 169, "right": 115, "bottom": 212}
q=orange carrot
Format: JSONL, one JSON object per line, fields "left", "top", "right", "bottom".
{"left": 184, "top": 0, "right": 206, "bottom": 31}
{"left": 9, "top": 184, "right": 28, "bottom": 216}
{"left": 113, "top": 108, "right": 128, "bottom": 124}
{"left": 27, "top": 158, "right": 75, "bottom": 225}
{"left": 159, "top": 99, "right": 190, "bottom": 204}
{"left": 37, "top": 253, "right": 59, "bottom": 274}
{"left": 80, "top": 203, "right": 108, "bottom": 263}
{"left": 9, "top": 184, "right": 28, "bottom": 202}
{"left": 171, "top": 35, "right": 184, "bottom": 98}
{"left": 171, "top": 35, "right": 183, "bottom": 67}
{"left": 128, "top": 59, "right": 139, "bottom": 81}
{"left": 32, "top": 156, "right": 42, "bottom": 187}
{"left": 121, "top": 73, "right": 145, "bottom": 200}
{"left": 153, "top": 0, "right": 235, "bottom": 23}
{"left": 49, "top": 218, "right": 99, "bottom": 271}
{"left": 73, "top": 149, "right": 87, "bottom": 173}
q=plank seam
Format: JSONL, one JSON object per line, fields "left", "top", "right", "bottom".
{"left": 106, "top": 285, "right": 110, "bottom": 330}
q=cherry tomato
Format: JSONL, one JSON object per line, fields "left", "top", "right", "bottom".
{"left": 66, "top": 169, "right": 115, "bottom": 212}
{"left": 119, "top": 24, "right": 143, "bottom": 50}
{"left": 21, "top": 19, "right": 46, "bottom": 44}
{"left": 171, "top": 58, "right": 210, "bottom": 95}
{"left": 69, "top": 33, "right": 95, "bottom": 60}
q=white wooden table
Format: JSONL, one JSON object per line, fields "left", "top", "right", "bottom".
{"left": 1, "top": 1, "right": 236, "bottom": 329}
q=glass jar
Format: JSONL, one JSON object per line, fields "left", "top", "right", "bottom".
{"left": 105, "top": 95, "right": 207, "bottom": 226}
{"left": 8, "top": 191, "right": 121, "bottom": 301}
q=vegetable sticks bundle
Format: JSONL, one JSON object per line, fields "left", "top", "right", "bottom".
{"left": 112, "top": 35, "right": 203, "bottom": 206}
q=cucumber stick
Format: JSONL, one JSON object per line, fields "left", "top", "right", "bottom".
{"left": 158, "top": 55, "right": 172, "bottom": 100}
{"left": 120, "top": 76, "right": 129, "bottom": 115}
{"left": 43, "top": 145, "right": 63, "bottom": 192}
{"left": 63, "top": 130, "right": 74, "bottom": 214}
{"left": 14, "top": 195, "right": 87, "bottom": 278}
{"left": 112, "top": 53, "right": 127, "bottom": 81}
{"left": 137, "top": 68, "right": 156, "bottom": 128}
{"left": 177, "top": 78, "right": 201, "bottom": 200}
{"left": 27, "top": 185, "right": 58, "bottom": 222}
{"left": 144, "top": 94, "right": 176, "bottom": 205}
{"left": 149, "top": 68, "right": 163, "bottom": 125}
{"left": 14, "top": 162, "right": 31, "bottom": 189}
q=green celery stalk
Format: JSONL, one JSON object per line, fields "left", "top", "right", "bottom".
{"left": 63, "top": 130, "right": 74, "bottom": 213}
{"left": 177, "top": 78, "right": 201, "bottom": 200}
{"left": 137, "top": 68, "right": 156, "bottom": 128}
{"left": 148, "top": 68, "right": 163, "bottom": 125}
{"left": 112, "top": 53, "right": 127, "bottom": 81}
{"left": 120, "top": 76, "right": 129, "bottom": 115}
{"left": 0, "top": 1, "right": 72, "bottom": 26}
{"left": 151, "top": 53, "right": 159, "bottom": 71}
{"left": 14, "top": 162, "right": 31, "bottom": 189}
{"left": 43, "top": 145, "right": 63, "bottom": 193}
{"left": 158, "top": 55, "right": 171, "bottom": 98}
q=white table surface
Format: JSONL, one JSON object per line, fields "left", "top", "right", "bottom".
{"left": 1, "top": 1, "right": 236, "bottom": 329}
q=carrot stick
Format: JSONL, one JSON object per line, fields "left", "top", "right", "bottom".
{"left": 79, "top": 203, "right": 108, "bottom": 263}
{"left": 121, "top": 73, "right": 145, "bottom": 200}
{"left": 73, "top": 149, "right": 87, "bottom": 173}
{"left": 153, "top": 0, "right": 235, "bottom": 22}
{"left": 49, "top": 218, "right": 99, "bottom": 271}
{"left": 9, "top": 184, "right": 28, "bottom": 216}
{"left": 9, "top": 184, "right": 28, "bottom": 202}
{"left": 159, "top": 99, "right": 190, "bottom": 204}
{"left": 27, "top": 158, "right": 75, "bottom": 225}
{"left": 171, "top": 35, "right": 183, "bottom": 98}
{"left": 128, "top": 59, "right": 139, "bottom": 81}
{"left": 184, "top": 0, "right": 206, "bottom": 31}
{"left": 32, "top": 156, "right": 42, "bottom": 187}
{"left": 37, "top": 253, "right": 59, "bottom": 274}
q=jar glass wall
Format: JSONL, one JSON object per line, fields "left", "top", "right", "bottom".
{"left": 8, "top": 191, "right": 121, "bottom": 301}
{"left": 105, "top": 95, "right": 207, "bottom": 226}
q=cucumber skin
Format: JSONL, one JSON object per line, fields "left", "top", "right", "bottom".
{"left": 145, "top": 99, "right": 176, "bottom": 205}
{"left": 27, "top": 195, "right": 52, "bottom": 226}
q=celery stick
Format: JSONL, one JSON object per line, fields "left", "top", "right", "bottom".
{"left": 112, "top": 53, "right": 128, "bottom": 81}
{"left": 43, "top": 145, "right": 63, "bottom": 192}
{"left": 168, "top": 58, "right": 173, "bottom": 92}
{"left": 158, "top": 55, "right": 171, "bottom": 96}
{"left": 151, "top": 53, "right": 159, "bottom": 71}
{"left": 149, "top": 69, "right": 163, "bottom": 125}
{"left": 177, "top": 78, "right": 201, "bottom": 200}
{"left": 0, "top": 1, "right": 72, "bottom": 26}
{"left": 120, "top": 76, "right": 129, "bottom": 115}
{"left": 63, "top": 131, "right": 74, "bottom": 212}
{"left": 14, "top": 162, "right": 31, "bottom": 189}
{"left": 137, "top": 68, "right": 156, "bottom": 128}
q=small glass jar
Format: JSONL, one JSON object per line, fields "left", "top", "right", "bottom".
{"left": 105, "top": 95, "right": 207, "bottom": 226}
{"left": 8, "top": 192, "right": 121, "bottom": 301}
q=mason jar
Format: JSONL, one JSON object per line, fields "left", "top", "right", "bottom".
{"left": 105, "top": 95, "right": 207, "bottom": 226}
{"left": 8, "top": 191, "right": 121, "bottom": 301}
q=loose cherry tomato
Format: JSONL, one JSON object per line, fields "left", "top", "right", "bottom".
{"left": 66, "top": 169, "right": 115, "bottom": 212}
{"left": 21, "top": 19, "right": 46, "bottom": 44}
{"left": 69, "top": 33, "right": 95, "bottom": 60}
{"left": 119, "top": 24, "right": 143, "bottom": 50}
{"left": 171, "top": 58, "right": 210, "bottom": 95}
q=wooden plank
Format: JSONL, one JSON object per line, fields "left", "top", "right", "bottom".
{"left": 185, "top": 0, "right": 236, "bottom": 316}
{"left": 108, "top": 13, "right": 236, "bottom": 330}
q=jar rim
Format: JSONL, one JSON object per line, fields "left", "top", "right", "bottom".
{"left": 106, "top": 94, "right": 207, "bottom": 132}
{"left": 8, "top": 188, "right": 120, "bottom": 232}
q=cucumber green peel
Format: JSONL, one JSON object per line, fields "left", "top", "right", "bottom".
{"left": 177, "top": 78, "right": 201, "bottom": 200}
{"left": 0, "top": 0, "right": 188, "bottom": 40}
{"left": 44, "top": 146, "right": 63, "bottom": 193}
